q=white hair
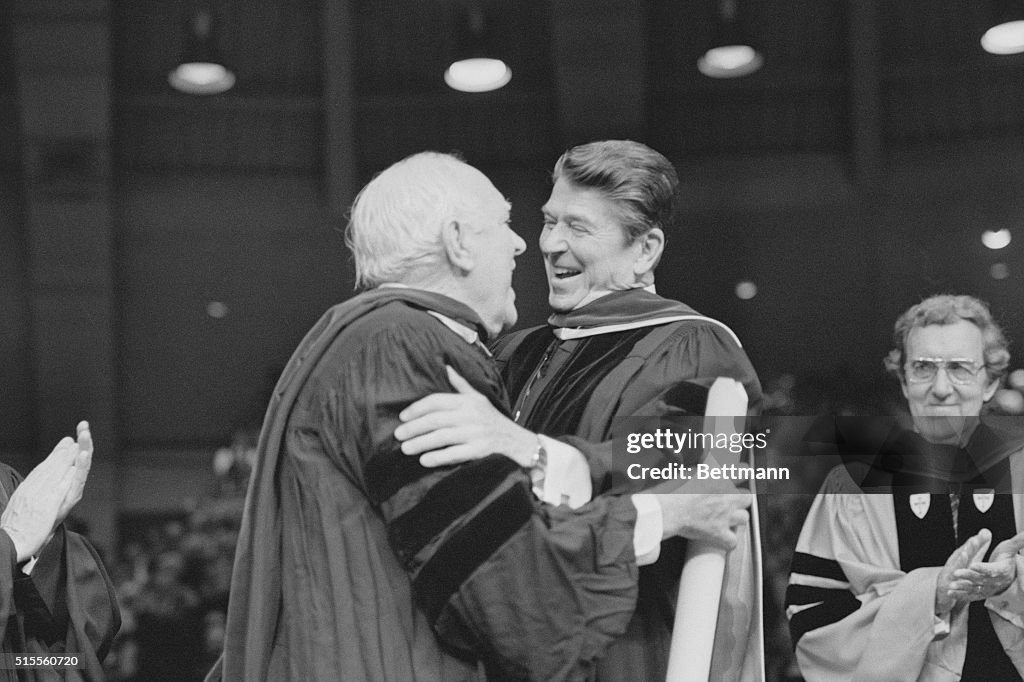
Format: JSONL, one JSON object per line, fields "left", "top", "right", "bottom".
{"left": 345, "top": 152, "right": 484, "bottom": 288}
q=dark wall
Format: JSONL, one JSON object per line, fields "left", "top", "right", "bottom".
{"left": 113, "top": 165, "right": 559, "bottom": 449}
{"left": 0, "top": 184, "right": 36, "bottom": 457}
{"left": 0, "top": 5, "right": 35, "bottom": 458}
{"left": 117, "top": 173, "right": 348, "bottom": 446}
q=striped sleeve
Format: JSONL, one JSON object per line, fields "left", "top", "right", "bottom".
{"left": 349, "top": 319, "right": 639, "bottom": 680}
{"left": 398, "top": 459, "right": 534, "bottom": 623}
{"left": 785, "top": 551, "right": 860, "bottom": 644}
{"left": 784, "top": 468, "right": 957, "bottom": 682}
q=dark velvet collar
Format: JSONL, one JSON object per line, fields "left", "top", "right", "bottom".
{"left": 873, "top": 422, "right": 1016, "bottom": 490}
{"left": 547, "top": 288, "right": 697, "bottom": 329}
{"left": 369, "top": 286, "right": 490, "bottom": 342}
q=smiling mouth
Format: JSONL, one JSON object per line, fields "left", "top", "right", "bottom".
{"left": 552, "top": 268, "right": 581, "bottom": 280}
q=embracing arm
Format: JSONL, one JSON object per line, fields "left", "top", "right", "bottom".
{"left": 396, "top": 365, "right": 594, "bottom": 507}
{"left": 394, "top": 363, "right": 751, "bottom": 560}
{"left": 335, "top": 324, "right": 642, "bottom": 680}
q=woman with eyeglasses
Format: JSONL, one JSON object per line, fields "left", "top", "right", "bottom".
{"left": 786, "top": 294, "right": 1024, "bottom": 681}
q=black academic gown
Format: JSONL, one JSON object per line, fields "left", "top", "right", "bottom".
{"left": 0, "top": 464, "right": 120, "bottom": 681}
{"left": 494, "top": 288, "right": 764, "bottom": 681}
{"left": 213, "top": 288, "right": 645, "bottom": 682}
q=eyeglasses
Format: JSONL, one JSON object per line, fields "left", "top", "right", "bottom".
{"left": 905, "top": 358, "right": 985, "bottom": 385}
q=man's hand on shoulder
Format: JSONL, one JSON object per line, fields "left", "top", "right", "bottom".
{"left": 395, "top": 366, "right": 537, "bottom": 468}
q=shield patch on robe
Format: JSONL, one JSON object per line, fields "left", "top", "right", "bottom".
{"left": 910, "top": 493, "right": 930, "bottom": 519}
{"left": 974, "top": 489, "right": 995, "bottom": 513}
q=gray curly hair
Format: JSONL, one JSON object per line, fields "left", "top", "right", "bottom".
{"left": 883, "top": 294, "right": 1010, "bottom": 384}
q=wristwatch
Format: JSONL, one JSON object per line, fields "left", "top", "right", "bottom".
{"left": 529, "top": 437, "right": 547, "bottom": 490}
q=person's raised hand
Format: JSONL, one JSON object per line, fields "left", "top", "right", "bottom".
{"left": 948, "top": 530, "right": 1024, "bottom": 603}
{"left": 655, "top": 478, "right": 753, "bottom": 551}
{"left": 59, "top": 421, "right": 93, "bottom": 522}
{"left": 396, "top": 366, "right": 537, "bottom": 468}
{"left": 0, "top": 421, "right": 94, "bottom": 562}
{"left": 936, "top": 528, "right": 992, "bottom": 615}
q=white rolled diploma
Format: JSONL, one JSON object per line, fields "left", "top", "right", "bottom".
{"left": 665, "top": 377, "right": 749, "bottom": 682}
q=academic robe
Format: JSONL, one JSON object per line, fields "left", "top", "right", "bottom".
{"left": 212, "top": 288, "right": 645, "bottom": 682}
{"left": 786, "top": 425, "right": 1024, "bottom": 681}
{"left": 493, "top": 288, "right": 765, "bottom": 681}
{"left": 0, "top": 464, "right": 120, "bottom": 681}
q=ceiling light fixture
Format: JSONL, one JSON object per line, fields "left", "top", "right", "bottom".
{"left": 981, "top": 0, "right": 1024, "bottom": 54}
{"left": 982, "top": 228, "right": 1012, "bottom": 249}
{"left": 444, "top": 5, "right": 511, "bottom": 93}
{"left": 698, "top": 0, "right": 764, "bottom": 79}
{"left": 168, "top": 8, "right": 236, "bottom": 95}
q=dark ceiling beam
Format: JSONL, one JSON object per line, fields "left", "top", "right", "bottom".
{"left": 356, "top": 91, "right": 557, "bottom": 172}
{"left": 550, "top": 0, "right": 648, "bottom": 146}
{"left": 0, "top": 0, "right": 36, "bottom": 455}
{"left": 115, "top": 90, "right": 557, "bottom": 173}
{"left": 848, "top": 0, "right": 882, "bottom": 190}
{"left": 118, "top": 96, "right": 320, "bottom": 172}
{"left": 321, "top": 0, "right": 357, "bottom": 216}
{"left": 847, "top": 0, "right": 889, "bottom": 368}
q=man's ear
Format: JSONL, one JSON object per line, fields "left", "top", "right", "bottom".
{"left": 982, "top": 374, "right": 1000, "bottom": 403}
{"left": 441, "top": 219, "right": 474, "bottom": 273}
{"left": 634, "top": 227, "right": 665, "bottom": 277}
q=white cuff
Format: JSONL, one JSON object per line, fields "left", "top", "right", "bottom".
{"left": 932, "top": 610, "right": 951, "bottom": 638}
{"left": 986, "top": 555, "right": 1024, "bottom": 629}
{"left": 631, "top": 493, "right": 663, "bottom": 566}
{"left": 533, "top": 435, "right": 592, "bottom": 508}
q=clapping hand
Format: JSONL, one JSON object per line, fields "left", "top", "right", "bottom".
{"left": 948, "top": 530, "right": 1024, "bottom": 604}
{"left": 0, "top": 421, "right": 93, "bottom": 563}
{"left": 936, "top": 529, "right": 992, "bottom": 614}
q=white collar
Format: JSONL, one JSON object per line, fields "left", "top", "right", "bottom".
{"left": 426, "top": 310, "right": 487, "bottom": 351}
{"left": 550, "top": 284, "right": 740, "bottom": 346}
{"left": 553, "top": 314, "right": 741, "bottom": 345}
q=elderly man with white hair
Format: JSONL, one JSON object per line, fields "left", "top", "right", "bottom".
{"left": 210, "top": 151, "right": 749, "bottom": 682}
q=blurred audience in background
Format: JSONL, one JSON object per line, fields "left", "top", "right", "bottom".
{"left": 103, "top": 427, "right": 254, "bottom": 682}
